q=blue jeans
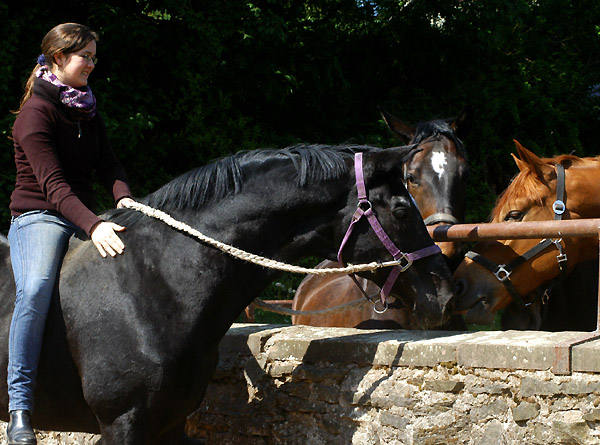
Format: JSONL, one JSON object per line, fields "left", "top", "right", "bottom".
{"left": 7, "top": 211, "right": 78, "bottom": 412}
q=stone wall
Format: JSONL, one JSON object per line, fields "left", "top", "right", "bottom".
{"left": 186, "top": 324, "right": 600, "bottom": 445}
{"left": 4, "top": 324, "right": 600, "bottom": 444}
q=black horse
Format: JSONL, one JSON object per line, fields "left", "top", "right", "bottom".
{"left": 0, "top": 144, "right": 454, "bottom": 443}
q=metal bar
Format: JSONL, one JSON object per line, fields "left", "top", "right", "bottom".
{"left": 244, "top": 300, "right": 293, "bottom": 322}
{"left": 598, "top": 230, "right": 600, "bottom": 332}
{"left": 244, "top": 306, "right": 255, "bottom": 323}
{"left": 262, "top": 300, "right": 293, "bottom": 307}
{"left": 553, "top": 332, "right": 600, "bottom": 375}
{"left": 428, "top": 218, "right": 600, "bottom": 241}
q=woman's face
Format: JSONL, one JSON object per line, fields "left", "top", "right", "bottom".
{"left": 53, "top": 40, "right": 97, "bottom": 89}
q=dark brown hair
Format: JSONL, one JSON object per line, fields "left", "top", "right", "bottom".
{"left": 16, "top": 23, "right": 99, "bottom": 112}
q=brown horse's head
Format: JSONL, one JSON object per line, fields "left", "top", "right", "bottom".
{"left": 454, "top": 140, "right": 599, "bottom": 325}
{"left": 380, "top": 107, "right": 471, "bottom": 265}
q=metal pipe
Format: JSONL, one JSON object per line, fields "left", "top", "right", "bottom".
{"left": 428, "top": 219, "right": 600, "bottom": 241}
{"left": 597, "top": 230, "right": 600, "bottom": 332}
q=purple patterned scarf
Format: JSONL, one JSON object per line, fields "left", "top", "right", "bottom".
{"left": 36, "top": 66, "right": 97, "bottom": 119}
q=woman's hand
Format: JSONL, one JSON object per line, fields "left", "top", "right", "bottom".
{"left": 116, "top": 197, "right": 135, "bottom": 209}
{"left": 91, "top": 221, "right": 126, "bottom": 258}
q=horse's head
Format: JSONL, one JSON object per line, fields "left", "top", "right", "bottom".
{"left": 453, "top": 141, "right": 598, "bottom": 325}
{"left": 338, "top": 146, "right": 455, "bottom": 329}
{"left": 380, "top": 107, "right": 471, "bottom": 265}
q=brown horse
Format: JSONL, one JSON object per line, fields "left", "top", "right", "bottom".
{"left": 454, "top": 141, "right": 600, "bottom": 327}
{"left": 292, "top": 109, "right": 471, "bottom": 329}
{"left": 500, "top": 259, "right": 598, "bottom": 331}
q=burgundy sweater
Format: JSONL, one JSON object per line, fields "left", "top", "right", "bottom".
{"left": 10, "top": 78, "right": 132, "bottom": 236}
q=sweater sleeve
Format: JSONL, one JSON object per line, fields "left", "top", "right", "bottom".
{"left": 94, "top": 114, "right": 132, "bottom": 204}
{"left": 13, "top": 106, "right": 103, "bottom": 235}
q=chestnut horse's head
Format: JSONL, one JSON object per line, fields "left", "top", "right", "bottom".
{"left": 454, "top": 140, "right": 600, "bottom": 325}
{"left": 380, "top": 107, "right": 471, "bottom": 266}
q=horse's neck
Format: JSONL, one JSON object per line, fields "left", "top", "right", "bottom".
{"left": 198, "top": 180, "right": 348, "bottom": 263}
{"left": 566, "top": 163, "right": 600, "bottom": 218}
{"left": 168, "top": 183, "right": 349, "bottom": 339}
{"left": 0, "top": 234, "right": 9, "bottom": 262}
{"left": 0, "top": 233, "right": 14, "bottom": 294}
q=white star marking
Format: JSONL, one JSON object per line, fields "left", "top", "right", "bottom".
{"left": 431, "top": 152, "right": 447, "bottom": 180}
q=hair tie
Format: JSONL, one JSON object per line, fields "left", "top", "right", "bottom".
{"left": 37, "top": 54, "right": 47, "bottom": 66}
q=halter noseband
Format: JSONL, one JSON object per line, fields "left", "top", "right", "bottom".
{"left": 337, "top": 152, "right": 442, "bottom": 313}
{"left": 465, "top": 163, "right": 568, "bottom": 309}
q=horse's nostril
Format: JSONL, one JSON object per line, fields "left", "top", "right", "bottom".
{"left": 454, "top": 279, "right": 466, "bottom": 297}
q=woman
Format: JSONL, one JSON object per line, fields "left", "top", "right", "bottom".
{"left": 7, "top": 23, "right": 133, "bottom": 444}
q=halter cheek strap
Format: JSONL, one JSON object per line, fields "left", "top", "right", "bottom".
{"left": 465, "top": 163, "right": 568, "bottom": 309}
{"left": 337, "top": 152, "right": 442, "bottom": 310}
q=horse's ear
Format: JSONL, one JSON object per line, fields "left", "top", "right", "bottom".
{"left": 378, "top": 106, "right": 415, "bottom": 144}
{"left": 371, "top": 145, "right": 419, "bottom": 172}
{"left": 511, "top": 153, "right": 529, "bottom": 173}
{"left": 512, "top": 140, "right": 554, "bottom": 179}
{"left": 450, "top": 106, "right": 473, "bottom": 140}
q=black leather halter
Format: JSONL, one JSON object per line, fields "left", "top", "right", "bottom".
{"left": 464, "top": 164, "right": 568, "bottom": 309}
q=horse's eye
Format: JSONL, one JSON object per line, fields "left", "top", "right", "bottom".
{"left": 504, "top": 210, "right": 523, "bottom": 221}
{"left": 405, "top": 174, "right": 418, "bottom": 185}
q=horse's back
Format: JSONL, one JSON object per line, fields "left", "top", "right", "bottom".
{"left": 0, "top": 232, "right": 14, "bottom": 299}
{"left": 292, "top": 260, "right": 411, "bottom": 328}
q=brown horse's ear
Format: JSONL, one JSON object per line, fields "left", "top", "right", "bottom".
{"left": 512, "top": 140, "right": 554, "bottom": 180}
{"left": 511, "top": 153, "right": 529, "bottom": 173}
{"left": 450, "top": 106, "right": 473, "bottom": 140}
{"left": 378, "top": 106, "right": 415, "bottom": 144}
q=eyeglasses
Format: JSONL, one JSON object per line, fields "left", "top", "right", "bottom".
{"left": 75, "top": 53, "right": 98, "bottom": 65}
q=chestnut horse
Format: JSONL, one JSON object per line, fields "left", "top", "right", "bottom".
{"left": 292, "top": 109, "right": 471, "bottom": 329}
{"left": 454, "top": 141, "right": 600, "bottom": 327}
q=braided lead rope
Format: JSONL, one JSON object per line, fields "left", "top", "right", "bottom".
{"left": 250, "top": 296, "right": 370, "bottom": 316}
{"left": 122, "top": 201, "right": 399, "bottom": 276}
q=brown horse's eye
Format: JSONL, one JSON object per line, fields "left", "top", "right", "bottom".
{"left": 504, "top": 210, "right": 523, "bottom": 221}
{"left": 405, "top": 173, "right": 419, "bottom": 186}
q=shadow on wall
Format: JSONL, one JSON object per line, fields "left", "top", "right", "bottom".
{"left": 185, "top": 324, "right": 468, "bottom": 443}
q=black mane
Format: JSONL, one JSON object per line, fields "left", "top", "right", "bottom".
{"left": 413, "top": 120, "right": 466, "bottom": 156}
{"left": 108, "top": 143, "right": 392, "bottom": 225}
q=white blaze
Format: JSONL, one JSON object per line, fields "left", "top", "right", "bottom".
{"left": 431, "top": 152, "right": 447, "bottom": 180}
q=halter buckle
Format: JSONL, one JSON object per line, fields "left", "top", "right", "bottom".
{"left": 552, "top": 200, "right": 565, "bottom": 215}
{"left": 395, "top": 252, "right": 414, "bottom": 272}
{"left": 551, "top": 239, "right": 568, "bottom": 264}
{"left": 494, "top": 265, "right": 512, "bottom": 281}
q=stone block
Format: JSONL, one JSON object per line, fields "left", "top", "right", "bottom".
{"left": 456, "top": 330, "right": 584, "bottom": 371}
{"left": 218, "top": 324, "right": 286, "bottom": 361}
{"left": 583, "top": 408, "right": 600, "bottom": 422}
{"left": 261, "top": 325, "right": 472, "bottom": 367}
{"left": 423, "top": 379, "right": 465, "bottom": 393}
{"left": 469, "top": 382, "right": 511, "bottom": 395}
{"left": 572, "top": 337, "right": 600, "bottom": 373}
{"left": 512, "top": 401, "right": 540, "bottom": 422}
{"left": 550, "top": 410, "right": 592, "bottom": 444}
{"left": 520, "top": 376, "right": 560, "bottom": 397}
{"left": 380, "top": 412, "right": 410, "bottom": 430}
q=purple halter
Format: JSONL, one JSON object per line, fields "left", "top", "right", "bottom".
{"left": 337, "top": 152, "right": 441, "bottom": 311}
